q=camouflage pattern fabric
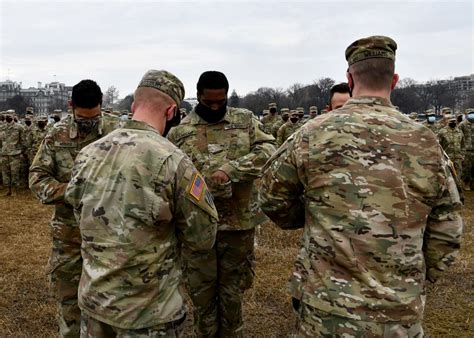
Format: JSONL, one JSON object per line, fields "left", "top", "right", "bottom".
{"left": 29, "top": 113, "right": 121, "bottom": 337}
{"left": 271, "top": 117, "right": 287, "bottom": 137}
{"left": 1, "top": 154, "right": 22, "bottom": 187}
{"left": 168, "top": 107, "right": 275, "bottom": 336}
{"left": 276, "top": 120, "right": 300, "bottom": 146}
{"left": 80, "top": 313, "right": 186, "bottom": 338}
{"left": 424, "top": 120, "right": 441, "bottom": 135}
{"left": 29, "top": 126, "right": 48, "bottom": 162}
{"left": 168, "top": 107, "right": 276, "bottom": 231}
{"left": 260, "top": 113, "right": 279, "bottom": 135}
{"left": 259, "top": 96, "right": 463, "bottom": 327}
{"left": 459, "top": 118, "right": 474, "bottom": 188}
{"left": 438, "top": 126, "right": 465, "bottom": 177}
{"left": 294, "top": 301, "right": 423, "bottom": 338}
{"left": 64, "top": 119, "right": 218, "bottom": 330}
{"left": 1, "top": 122, "right": 25, "bottom": 188}
{"left": 183, "top": 229, "right": 255, "bottom": 337}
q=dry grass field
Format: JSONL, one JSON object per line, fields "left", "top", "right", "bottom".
{"left": 0, "top": 188, "right": 472, "bottom": 337}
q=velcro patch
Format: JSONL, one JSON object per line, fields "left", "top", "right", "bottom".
{"left": 189, "top": 173, "right": 205, "bottom": 201}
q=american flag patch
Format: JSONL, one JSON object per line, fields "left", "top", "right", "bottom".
{"left": 189, "top": 173, "right": 205, "bottom": 200}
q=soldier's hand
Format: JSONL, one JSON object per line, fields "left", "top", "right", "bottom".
{"left": 210, "top": 170, "right": 230, "bottom": 184}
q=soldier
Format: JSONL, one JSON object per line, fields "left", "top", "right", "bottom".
{"left": 21, "top": 113, "right": 35, "bottom": 187}
{"left": 460, "top": 108, "right": 474, "bottom": 190}
{"left": 29, "top": 80, "right": 121, "bottom": 337}
{"left": 438, "top": 117, "right": 466, "bottom": 177}
{"left": 29, "top": 115, "right": 49, "bottom": 162}
{"left": 276, "top": 110, "right": 301, "bottom": 146}
{"left": 261, "top": 102, "right": 279, "bottom": 135}
{"left": 64, "top": 70, "right": 218, "bottom": 337}
{"left": 167, "top": 71, "right": 275, "bottom": 337}
{"left": 271, "top": 107, "right": 290, "bottom": 136}
{"left": 296, "top": 107, "right": 306, "bottom": 127}
{"left": 180, "top": 107, "right": 187, "bottom": 119}
{"left": 308, "top": 106, "right": 318, "bottom": 119}
{"left": 424, "top": 109, "right": 440, "bottom": 134}
{"left": 259, "top": 35, "right": 463, "bottom": 337}
{"left": 328, "top": 82, "right": 351, "bottom": 111}
{"left": 1, "top": 110, "right": 25, "bottom": 196}
{"left": 409, "top": 111, "right": 418, "bottom": 120}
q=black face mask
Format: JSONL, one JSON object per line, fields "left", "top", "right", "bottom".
{"left": 75, "top": 116, "right": 100, "bottom": 135}
{"left": 282, "top": 116, "right": 289, "bottom": 122}
{"left": 53, "top": 116, "right": 61, "bottom": 122}
{"left": 195, "top": 101, "right": 227, "bottom": 124}
{"left": 25, "top": 120, "right": 32, "bottom": 126}
{"left": 163, "top": 109, "right": 181, "bottom": 137}
{"left": 6, "top": 117, "right": 13, "bottom": 123}
{"left": 37, "top": 122, "right": 46, "bottom": 129}
{"left": 457, "top": 116, "right": 463, "bottom": 123}
{"left": 290, "top": 117, "right": 299, "bottom": 123}
{"left": 270, "top": 108, "right": 277, "bottom": 114}
{"left": 448, "top": 122, "right": 456, "bottom": 128}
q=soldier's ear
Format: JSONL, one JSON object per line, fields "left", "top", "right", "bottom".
{"left": 391, "top": 74, "right": 399, "bottom": 90}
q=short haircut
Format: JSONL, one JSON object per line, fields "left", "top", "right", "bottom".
{"left": 71, "top": 80, "right": 103, "bottom": 108}
{"left": 329, "top": 82, "right": 351, "bottom": 103}
{"left": 349, "top": 58, "right": 395, "bottom": 91}
{"left": 197, "top": 71, "right": 229, "bottom": 94}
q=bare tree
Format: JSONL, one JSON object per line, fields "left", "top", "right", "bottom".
{"left": 103, "top": 86, "right": 120, "bottom": 108}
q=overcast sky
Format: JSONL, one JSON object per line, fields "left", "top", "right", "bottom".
{"left": 0, "top": 0, "right": 472, "bottom": 99}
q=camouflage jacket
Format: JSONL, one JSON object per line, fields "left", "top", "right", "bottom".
{"left": 271, "top": 118, "right": 286, "bottom": 138}
{"left": 65, "top": 120, "right": 218, "bottom": 329}
{"left": 459, "top": 118, "right": 474, "bottom": 151}
{"left": 423, "top": 121, "right": 441, "bottom": 135}
{"left": 0, "top": 122, "right": 25, "bottom": 156}
{"left": 29, "top": 114, "right": 120, "bottom": 264}
{"left": 168, "top": 107, "right": 276, "bottom": 231}
{"left": 438, "top": 126, "right": 465, "bottom": 160}
{"left": 260, "top": 113, "right": 280, "bottom": 135}
{"left": 276, "top": 121, "right": 300, "bottom": 146}
{"left": 259, "top": 96, "right": 463, "bottom": 323}
{"left": 29, "top": 127, "right": 48, "bottom": 159}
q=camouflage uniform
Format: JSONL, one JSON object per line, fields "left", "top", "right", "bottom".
{"left": 64, "top": 119, "right": 218, "bottom": 335}
{"left": 459, "top": 112, "right": 474, "bottom": 189}
{"left": 21, "top": 122, "right": 34, "bottom": 187}
{"left": 259, "top": 96, "right": 463, "bottom": 336}
{"left": 0, "top": 117, "right": 25, "bottom": 192}
{"left": 438, "top": 125, "right": 465, "bottom": 177}
{"left": 260, "top": 103, "right": 279, "bottom": 136}
{"left": 29, "top": 113, "right": 120, "bottom": 337}
{"left": 271, "top": 108, "right": 289, "bottom": 137}
{"left": 277, "top": 112, "right": 300, "bottom": 146}
{"left": 29, "top": 118, "right": 49, "bottom": 162}
{"left": 167, "top": 107, "right": 276, "bottom": 337}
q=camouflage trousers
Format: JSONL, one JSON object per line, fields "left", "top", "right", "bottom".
{"left": 1, "top": 154, "right": 22, "bottom": 187}
{"left": 80, "top": 313, "right": 186, "bottom": 338}
{"left": 462, "top": 151, "right": 474, "bottom": 187}
{"left": 293, "top": 300, "right": 423, "bottom": 338}
{"left": 47, "top": 223, "right": 82, "bottom": 338}
{"left": 183, "top": 229, "right": 255, "bottom": 338}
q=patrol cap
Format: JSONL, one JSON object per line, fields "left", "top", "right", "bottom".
{"left": 280, "top": 108, "right": 289, "bottom": 113}
{"left": 309, "top": 106, "right": 318, "bottom": 113}
{"left": 425, "top": 109, "right": 435, "bottom": 116}
{"left": 290, "top": 110, "right": 298, "bottom": 116}
{"left": 137, "top": 69, "right": 185, "bottom": 106}
{"left": 268, "top": 102, "right": 277, "bottom": 108}
{"left": 281, "top": 111, "right": 289, "bottom": 117}
{"left": 179, "top": 108, "right": 187, "bottom": 113}
{"left": 441, "top": 107, "right": 452, "bottom": 114}
{"left": 37, "top": 115, "right": 48, "bottom": 121}
{"left": 296, "top": 107, "right": 304, "bottom": 112}
{"left": 345, "top": 35, "right": 397, "bottom": 66}
{"left": 465, "top": 108, "right": 474, "bottom": 114}
{"left": 262, "top": 109, "right": 269, "bottom": 116}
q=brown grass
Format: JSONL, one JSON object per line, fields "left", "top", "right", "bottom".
{"left": 0, "top": 188, "right": 472, "bottom": 336}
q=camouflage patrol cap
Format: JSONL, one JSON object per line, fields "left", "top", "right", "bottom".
{"left": 290, "top": 110, "right": 298, "bottom": 116}
{"left": 280, "top": 108, "right": 289, "bottom": 113}
{"left": 296, "top": 107, "right": 304, "bottom": 113}
{"left": 37, "top": 115, "right": 48, "bottom": 121}
{"left": 262, "top": 109, "right": 270, "bottom": 116}
{"left": 137, "top": 69, "right": 185, "bottom": 106}
{"left": 425, "top": 109, "right": 435, "bottom": 116}
{"left": 465, "top": 108, "right": 474, "bottom": 114}
{"left": 309, "top": 106, "right": 318, "bottom": 113}
{"left": 345, "top": 35, "right": 397, "bottom": 66}
{"left": 179, "top": 108, "right": 187, "bottom": 113}
{"left": 268, "top": 102, "right": 277, "bottom": 108}
{"left": 441, "top": 107, "right": 452, "bottom": 114}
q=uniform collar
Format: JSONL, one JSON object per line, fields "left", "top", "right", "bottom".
{"left": 345, "top": 96, "right": 394, "bottom": 108}
{"left": 122, "top": 119, "right": 159, "bottom": 133}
